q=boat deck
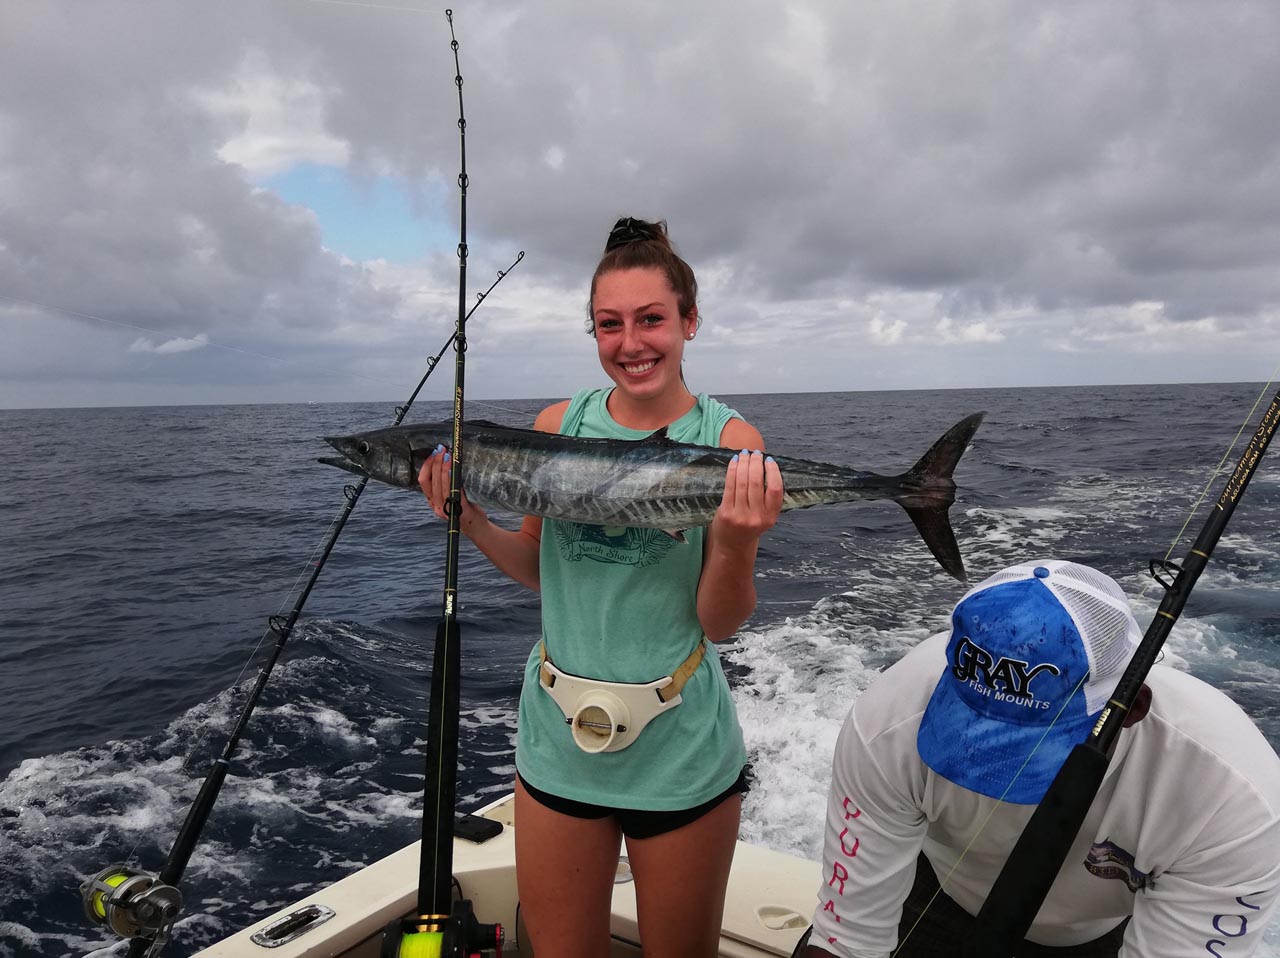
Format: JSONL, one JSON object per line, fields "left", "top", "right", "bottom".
{"left": 194, "top": 794, "right": 817, "bottom": 957}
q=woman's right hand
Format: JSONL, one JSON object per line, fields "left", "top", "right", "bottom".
{"left": 417, "top": 446, "right": 487, "bottom": 533}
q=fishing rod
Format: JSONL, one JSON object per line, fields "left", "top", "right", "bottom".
{"left": 80, "top": 273, "right": 520, "bottom": 958}
{"left": 79, "top": 78, "right": 521, "bottom": 958}
{"left": 964, "top": 387, "right": 1280, "bottom": 955}
{"left": 379, "top": 11, "right": 502, "bottom": 958}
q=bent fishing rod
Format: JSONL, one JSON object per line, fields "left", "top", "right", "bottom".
{"left": 80, "top": 41, "right": 520, "bottom": 958}
{"left": 378, "top": 11, "right": 501, "bottom": 958}
{"left": 964, "top": 387, "right": 1280, "bottom": 956}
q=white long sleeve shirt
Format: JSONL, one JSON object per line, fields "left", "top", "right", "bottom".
{"left": 811, "top": 632, "right": 1280, "bottom": 958}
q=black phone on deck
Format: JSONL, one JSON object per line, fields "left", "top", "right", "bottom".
{"left": 455, "top": 814, "right": 503, "bottom": 843}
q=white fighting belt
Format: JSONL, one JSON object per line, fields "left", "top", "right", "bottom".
{"left": 539, "top": 640, "right": 707, "bottom": 754}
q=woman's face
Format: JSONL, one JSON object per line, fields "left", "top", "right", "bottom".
{"left": 591, "top": 267, "right": 697, "bottom": 403}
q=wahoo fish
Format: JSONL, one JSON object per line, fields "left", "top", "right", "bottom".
{"left": 320, "top": 413, "right": 985, "bottom": 580}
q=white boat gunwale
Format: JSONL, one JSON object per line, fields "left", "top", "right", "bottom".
{"left": 192, "top": 793, "right": 817, "bottom": 957}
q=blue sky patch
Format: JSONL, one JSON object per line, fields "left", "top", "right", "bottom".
{"left": 261, "top": 163, "right": 454, "bottom": 263}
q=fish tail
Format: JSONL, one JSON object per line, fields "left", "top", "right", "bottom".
{"left": 895, "top": 412, "right": 986, "bottom": 581}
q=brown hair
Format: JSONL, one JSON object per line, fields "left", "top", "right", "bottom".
{"left": 585, "top": 217, "right": 699, "bottom": 335}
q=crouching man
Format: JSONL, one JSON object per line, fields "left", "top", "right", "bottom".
{"left": 802, "top": 560, "right": 1280, "bottom": 958}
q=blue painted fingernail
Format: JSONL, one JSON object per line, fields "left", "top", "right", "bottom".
{"left": 731, "top": 454, "right": 739, "bottom": 462}
{"left": 444, "top": 452, "right": 451, "bottom": 463}
{"left": 766, "top": 456, "right": 776, "bottom": 464}
{"left": 753, "top": 449, "right": 762, "bottom": 455}
{"left": 740, "top": 448, "right": 749, "bottom": 456}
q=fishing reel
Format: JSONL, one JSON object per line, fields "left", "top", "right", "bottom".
{"left": 381, "top": 899, "right": 503, "bottom": 958}
{"left": 80, "top": 865, "right": 182, "bottom": 950}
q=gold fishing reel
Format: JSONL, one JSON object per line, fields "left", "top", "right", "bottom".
{"left": 80, "top": 865, "right": 183, "bottom": 944}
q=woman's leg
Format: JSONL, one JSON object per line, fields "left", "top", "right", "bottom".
{"left": 625, "top": 794, "right": 741, "bottom": 958}
{"left": 514, "top": 777, "right": 624, "bottom": 958}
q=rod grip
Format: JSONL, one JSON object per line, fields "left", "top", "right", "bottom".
{"left": 967, "top": 742, "right": 1110, "bottom": 955}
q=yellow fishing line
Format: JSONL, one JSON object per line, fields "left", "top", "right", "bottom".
{"left": 89, "top": 871, "right": 130, "bottom": 919}
{"left": 398, "top": 930, "right": 444, "bottom": 958}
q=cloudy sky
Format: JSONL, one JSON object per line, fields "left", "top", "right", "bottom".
{"left": 3, "top": 0, "right": 1280, "bottom": 409}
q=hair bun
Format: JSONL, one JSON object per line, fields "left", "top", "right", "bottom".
{"left": 605, "top": 216, "right": 668, "bottom": 252}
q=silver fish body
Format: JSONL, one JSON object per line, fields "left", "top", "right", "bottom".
{"left": 321, "top": 414, "right": 984, "bottom": 580}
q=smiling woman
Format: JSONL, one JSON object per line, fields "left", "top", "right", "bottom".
{"left": 417, "top": 215, "right": 786, "bottom": 957}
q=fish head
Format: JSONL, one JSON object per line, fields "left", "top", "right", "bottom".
{"left": 320, "top": 430, "right": 419, "bottom": 488}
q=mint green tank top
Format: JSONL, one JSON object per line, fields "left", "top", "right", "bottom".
{"left": 513, "top": 388, "right": 749, "bottom": 810}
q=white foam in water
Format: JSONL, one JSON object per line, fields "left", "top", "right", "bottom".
{"left": 0, "top": 650, "right": 466, "bottom": 958}
{"left": 729, "top": 608, "right": 927, "bottom": 861}
{"left": 961, "top": 505, "right": 1072, "bottom": 557}
{"left": 0, "top": 745, "right": 215, "bottom": 956}
{"left": 259, "top": 703, "right": 379, "bottom": 749}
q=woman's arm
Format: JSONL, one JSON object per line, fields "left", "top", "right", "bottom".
{"left": 417, "top": 401, "right": 568, "bottom": 592}
{"left": 696, "top": 417, "right": 784, "bottom": 643}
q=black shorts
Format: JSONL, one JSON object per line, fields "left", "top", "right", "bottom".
{"left": 517, "top": 768, "right": 750, "bottom": 841}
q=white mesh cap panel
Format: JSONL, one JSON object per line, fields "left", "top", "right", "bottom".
{"left": 962, "top": 559, "right": 1142, "bottom": 714}
{"left": 1042, "top": 563, "right": 1142, "bottom": 712}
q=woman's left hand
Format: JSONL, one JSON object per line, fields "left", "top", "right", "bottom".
{"left": 711, "top": 450, "right": 784, "bottom": 552}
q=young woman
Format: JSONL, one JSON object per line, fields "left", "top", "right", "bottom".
{"left": 418, "top": 216, "right": 784, "bottom": 957}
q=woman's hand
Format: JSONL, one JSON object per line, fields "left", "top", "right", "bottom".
{"left": 417, "top": 446, "right": 487, "bottom": 534}
{"left": 697, "top": 444, "right": 784, "bottom": 642}
{"left": 711, "top": 449, "right": 784, "bottom": 552}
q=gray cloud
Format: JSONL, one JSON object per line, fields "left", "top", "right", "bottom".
{"left": 3, "top": 0, "right": 1280, "bottom": 409}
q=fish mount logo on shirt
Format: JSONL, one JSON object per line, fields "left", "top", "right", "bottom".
{"left": 1084, "top": 839, "right": 1151, "bottom": 893}
{"left": 951, "top": 636, "right": 1061, "bottom": 706}
{"left": 555, "top": 522, "right": 677, "bottom": 567}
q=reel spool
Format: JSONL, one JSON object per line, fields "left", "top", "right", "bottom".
{"left": 80, "top": 865, "right": 182, "bottom": 942}
{"left": 380, "top": 900, "right": 502, "bottom": 958}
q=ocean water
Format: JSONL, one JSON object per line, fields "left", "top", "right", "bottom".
{"left": 2, "top": 383, "right": 1279, "bottom": 957}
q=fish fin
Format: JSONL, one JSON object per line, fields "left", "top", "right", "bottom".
{"left": 687, "top": 449, "right": 737, "bottom": 469}
{"left": 894, "top": 412, "right": 986, "bottom": 581}
{"left": 663, "top": 528, "right": 688, "bottom": 542}
{"left": 907, "top": 413, "right": 985, "bottom": 482}
{"left": 644, "top": 426, "right": 671, "bottom": 442}
{"left": 902, "top": 503, "right": 967, "bottom": 582}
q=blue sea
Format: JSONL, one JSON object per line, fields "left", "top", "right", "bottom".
{"left": 2, "top": 384, "right": 1279, "bottom": 957}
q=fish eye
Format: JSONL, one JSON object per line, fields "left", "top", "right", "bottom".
{"left": 357, "top": 441, "right": 372, "bottom": 456}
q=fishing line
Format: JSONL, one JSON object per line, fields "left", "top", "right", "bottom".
{"left": 1140, "top": 374, "right": 1280, "bottom": 600}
